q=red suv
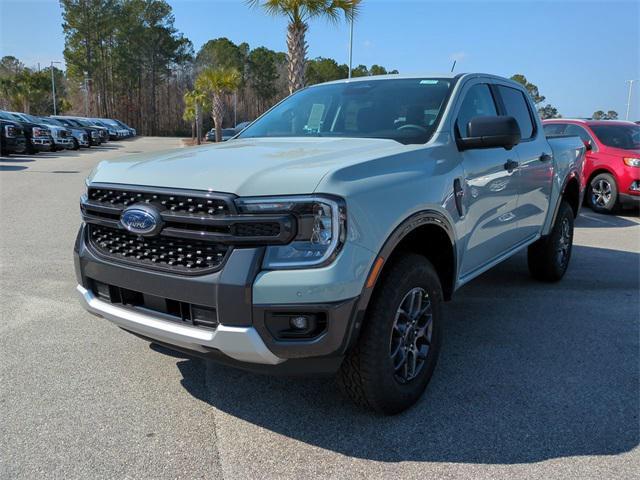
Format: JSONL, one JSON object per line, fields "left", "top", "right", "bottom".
{"left": 543, "top": 119, "right": 640, "bottom": 213}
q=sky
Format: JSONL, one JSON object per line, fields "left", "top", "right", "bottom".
{"left": 0, "top": 0, "right": 638, "bottom": 119}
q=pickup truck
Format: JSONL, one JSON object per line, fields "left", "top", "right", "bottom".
{"left": 75, "top": 73, "right": 585, "bottom": 414}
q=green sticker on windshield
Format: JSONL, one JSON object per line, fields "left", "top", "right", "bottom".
{"left": 420, "top": 80, "right": 439, "bottom": 85}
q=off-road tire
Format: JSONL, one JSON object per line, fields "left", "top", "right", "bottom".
{"left": 528, "top": 200, "right": 574, "bottom": 282}
{"left": 338, "top": 253, "right": 443, "bottom": 415}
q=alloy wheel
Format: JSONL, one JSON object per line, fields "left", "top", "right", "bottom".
{"left": 389, "top": 287, "right": 433, "bottom": 384}
{"left": 557, "top": 217, "right": 572, "bottom": 267}
{"left": 591, "top": 179, "right": 612, "bottom": 207}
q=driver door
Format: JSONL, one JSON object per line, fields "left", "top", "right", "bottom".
{"left": 455, "top": 82, "right": 523, "bottom": 278}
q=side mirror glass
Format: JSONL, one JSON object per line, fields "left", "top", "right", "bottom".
{"left": 458, "top": 115, "right": 521, "bottom": 151}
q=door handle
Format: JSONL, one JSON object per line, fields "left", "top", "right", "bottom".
{"left": 504, "top": 159, "right": 519, "bottom": 171}
{"left": 539, "top": 153, "right": 552, "bottom": 162}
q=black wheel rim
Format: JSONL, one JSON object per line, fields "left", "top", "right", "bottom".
{"left": 389, "top": 287, "right": 433, "bottom": 384}
{"left": 557, "top": 216, "right": 572, "bottom": 267}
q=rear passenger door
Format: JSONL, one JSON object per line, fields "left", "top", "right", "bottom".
{"left": 495, "top": 85, "right": 553, "bottom": 240}
{"left": 455, "top": 82, "right": 523, "bottom": 278}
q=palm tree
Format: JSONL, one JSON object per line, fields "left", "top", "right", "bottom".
{"left": 196, "top": 67, "right": 241, "bottom": 142}
{"left": 183, "top": 89, "right": 209, "bottom": 144}
{"left": 247, "top": 0, "right": 360, "bottom": 94}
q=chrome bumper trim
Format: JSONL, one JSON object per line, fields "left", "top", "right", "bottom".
{"left": 76, "top": 285, "right": 284, "bottom": 365}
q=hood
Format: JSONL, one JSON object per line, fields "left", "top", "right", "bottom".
{"left": 89, "top": 137, "right": 406, "bottom": 196}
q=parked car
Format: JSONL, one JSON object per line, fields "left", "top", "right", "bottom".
{"left": 89, "top": 118, "right": 127, "bottom": 140}
{"left": 544, "top": 119, "right": 640, "bottom": 212}
{"left": 58, "top": 117, "right": 109, "bottom": 143}
{"left": 9, "top": 112, "right": 74, "bottom": 151}
{"left": 0, "top": 111, "right": 53, "bottom": 153}
{"left": 40, "top": 117, "right": 90, "bottom": 149}
{"left": 206, "top": 127, "right": 237, "bottom": 142}
{"left": 53, "top": 117, "right": 101, "bottom": 146}
{"left": 111, "top": 119, "right": 136, "bottom": 137}
{"left": 0, "top": 118, "right": 27, "bottom": 156}
{"left": 235, "top": 121, "right": 251, "bottom": 133}
{"left": 75, "top": 73, "right": 585, "bottom": 414}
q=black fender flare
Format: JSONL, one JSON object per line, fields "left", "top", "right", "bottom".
{"left": 341, "top": 210, "right": 457, "bottom": 353}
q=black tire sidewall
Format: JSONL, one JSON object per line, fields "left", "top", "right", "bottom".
{"left": 360, "top": 254, "right": 443, "bottom": 413}
{"left": 589, "top": 173, "right": 618, "bottom": 213}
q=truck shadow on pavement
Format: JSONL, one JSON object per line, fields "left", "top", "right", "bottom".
{"left": 174, "top": 244, "right": 639, "bottom": 464}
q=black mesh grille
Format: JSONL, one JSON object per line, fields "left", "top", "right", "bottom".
{"left": 88, "top": 225, "right": 228, "bottom": 273}
{"left": 88, "top": 187, "right": 230, "bottom": 217}
{"left": 235, "top": 222, "right": 280, "bottom": 237}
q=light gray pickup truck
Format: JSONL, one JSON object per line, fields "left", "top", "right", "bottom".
{"left": 75, "top": 73, "right": 585, "bottom": 413}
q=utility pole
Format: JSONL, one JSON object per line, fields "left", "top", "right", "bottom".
{"left": 348, "top": 12, "right": 354, "bottom": 79}
{"left": 625, "top": 79, "right": 636, "bottom": 120}
{"left": 50, "top": 61, "right": 61, "bottom": 115}
{"left": 83, "top": 71, "right": 90, "bottom": 117}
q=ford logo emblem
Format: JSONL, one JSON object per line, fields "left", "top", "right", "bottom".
{"left": 120, "top": 205, "right": 163, "bottom": 236}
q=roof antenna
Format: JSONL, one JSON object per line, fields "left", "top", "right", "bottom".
{"left": 450, "top": 60, "right": 457, "bottom": 72}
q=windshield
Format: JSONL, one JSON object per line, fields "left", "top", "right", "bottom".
{"left": 590, "top": 124, "right": 640, "bottom": 150}
{"left": 237, "top": 78, "right": 453, "bottom": 145}
{"left": 40, "top": 117, "right": 63, "bottom": 126}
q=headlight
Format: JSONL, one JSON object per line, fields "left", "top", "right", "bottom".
{"left": 109, "top": 129, "right": 117, "bottom": 135}
{"left": 623, "top": 157, "right": 640, "bottom": 167}
{"left": 235, "top": 195, "right": 346, "bottom": 269}
{"left": 32, "top": 127, "right": 49, "bottom": 137}
{"left": 4, "top": 125, "right": 18, "bottom": 138}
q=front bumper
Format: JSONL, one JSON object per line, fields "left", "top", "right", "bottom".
{"left": 54, "top": 137, "right": 74, "bottom": 149}
{"left": 77, "top": 285, "right": 283, "bottom": 364}
{"left": 74, "top": 225, "right": 366, "bottom": 373}
{"left": 2, "top": 136, "right": 27, "bottom": 154}
{"left": 31, "top": 136, "right": 52, "bottom": 150}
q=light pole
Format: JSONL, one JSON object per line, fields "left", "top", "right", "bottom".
{"left": 625, "top": 79, "right": 636, "bottom": 120}
{"left": 50, "top": 61, "right": 62, "bottom": 115}
{"left": 83, "top": 71, "right": 90, "bottom": 117}
{"left": 348, "top": 12, "right": 354, "bottom": 78}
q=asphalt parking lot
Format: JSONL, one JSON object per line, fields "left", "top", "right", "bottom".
{"left": 1, "top": 138, "right": 638, "bottom": 479}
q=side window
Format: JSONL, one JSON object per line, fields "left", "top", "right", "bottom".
{"left": 456, "top": 84, "right": 498, "bottom": 137}
{"left": 564, "top": 124, "right": 594, "bottom": 144}
{"left": 496, "top": 86, "right": 535, "bottom": 139}
{"left": 543, "top": 123, "right": 567, "bottom": 136}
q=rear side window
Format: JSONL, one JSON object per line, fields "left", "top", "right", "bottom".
{"left": 497, "top": 86, "right": 535, "bottom": 139}
{"left": 564, "top": 124, "right": 594, "bottom": 144}
{"left": 456, "top": 84, "right": 498, "bottom": 137}
{"left": 543, "top": 123, "right": 566, "bottom": 136}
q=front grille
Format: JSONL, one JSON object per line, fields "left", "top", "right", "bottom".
{"left": 83, "top": 185, "right": 296, "bottom": 275}
{"left": 88, "top": 187, "right": 229, "bottom": 217}
{"left": 89, "top": 225, "right": 228, "bottom": 273}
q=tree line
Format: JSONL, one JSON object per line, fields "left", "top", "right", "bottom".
{"left": 0, "top": 0, "right": 622, "bottom": 137}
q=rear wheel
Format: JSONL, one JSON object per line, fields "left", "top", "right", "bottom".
{"left": 588, "top": 173, "right": 618, "bottom": 213}
{"left": 338, "top": 253, "right": 443, "bottom": 414}
{"left": 528, "top": 200, "right": 574, "bottom": 282}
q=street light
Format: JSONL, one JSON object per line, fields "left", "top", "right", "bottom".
{"left": 348, "top": 13, "right": 354, "bottom": 79}
{"left": 50, "top": 61, "right": 62, "bottom": 115}
{"left": 625, "top": 79, "right": 636, "bottom": 121}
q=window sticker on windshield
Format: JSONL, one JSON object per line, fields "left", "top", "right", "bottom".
{"left": 306, "top": 103, "right": 325, "bottom": 132}
{"left": 420, "top": 80, "right": 439, "bottom": 85}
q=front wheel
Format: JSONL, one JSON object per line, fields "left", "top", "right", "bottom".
{"left": 588, "top": 173, "right": 618, "bottom": 213}
{"left": 338, "top": 253, "right": 443, "bottom": 415}
{"left": 528, "top": 200, "right": 574, "bottom": 282}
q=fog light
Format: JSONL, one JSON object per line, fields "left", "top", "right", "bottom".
{"left": 290, "top": 315, "right": 309, "bottom": 330}
{"left": 630, "top": 181, "right": 640, "bottom": 192}
{"left": 93, "top": 281, "right": 111, "bottom": 301}
{"left": 191, "top": 305, "right": 218, "bottom": 328}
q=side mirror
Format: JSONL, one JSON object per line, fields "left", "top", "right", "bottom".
{"left": 583, "top": 139, "right": 593, "bottom": 151}
{"left": 458, "top": 115, "right": 521, "bottom": 151}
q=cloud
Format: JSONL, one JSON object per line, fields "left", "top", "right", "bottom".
{"left": 362, "top": 40, "right": 374, "bottom": 49}
{"left": 449, "top": 52, "right": 467, "bottom": 62}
